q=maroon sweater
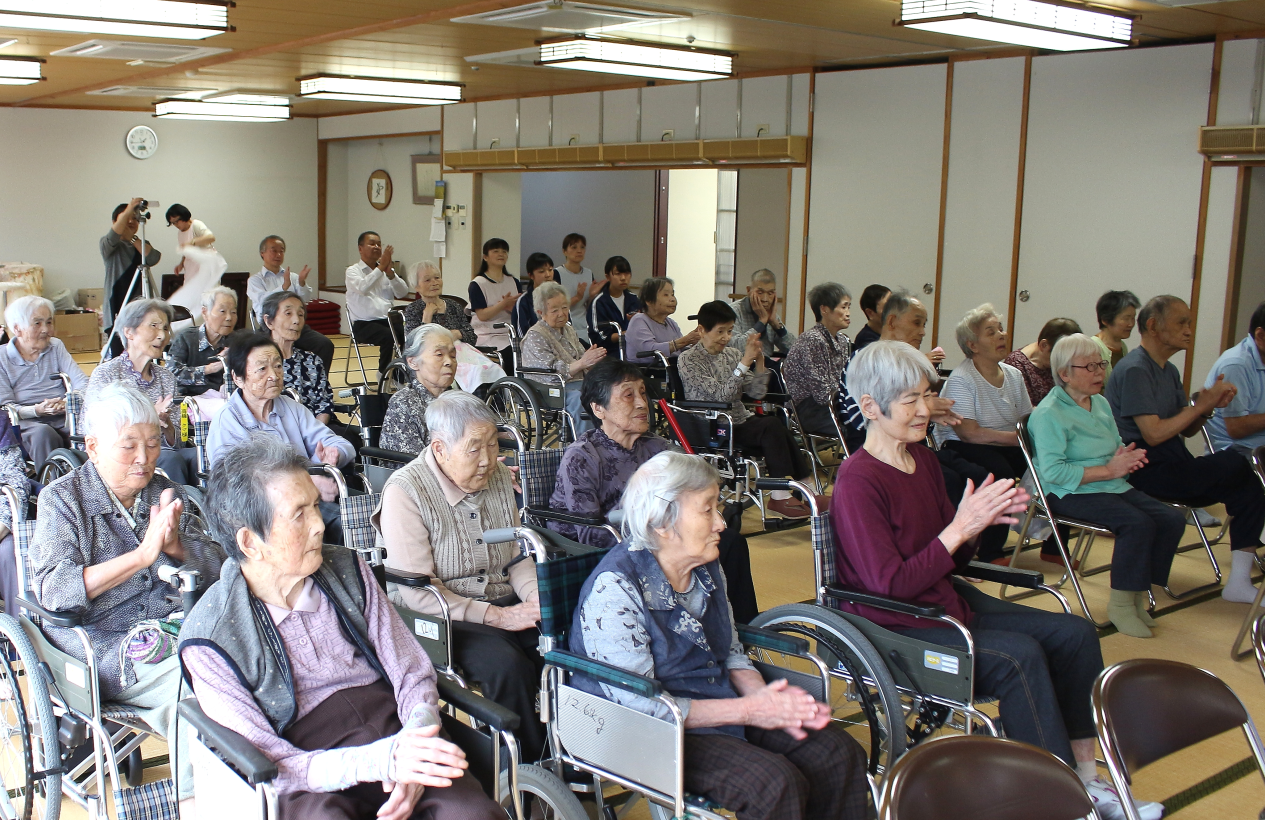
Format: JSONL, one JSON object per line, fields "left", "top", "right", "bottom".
{"left": 830, "top": 444, "right": 975, "bottom": 630}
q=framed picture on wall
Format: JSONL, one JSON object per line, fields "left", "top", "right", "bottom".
{"left": 368, "top": 169, "right": 392, "bottom": 210}
{"left": 411, "top": 154, "right": 441, "bottom": 205}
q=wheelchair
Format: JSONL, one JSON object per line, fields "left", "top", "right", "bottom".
{"left": 4, "top": 373, "right": 92, "bottom": 486}
{"left": 484, "top": 323, "right": 579, "bottom": 450}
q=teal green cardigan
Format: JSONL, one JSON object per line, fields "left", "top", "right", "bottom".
{"left": 1028, "top": 386, "right": 1132, "bottom": 498}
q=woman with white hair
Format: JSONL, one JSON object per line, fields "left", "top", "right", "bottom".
{"left": 373, "top": 391, "right": 544, "bottom": 759}
{"left": 520, "top": 280, "right": 606, "bottom": 435}
{"left": 31, "top": 382, "right": 224, "bottom": 803}
{"left": 167, "top": 285, "right": 237, "bottom": 396}
{"left": 572, "top": 451, "right": 869, "bottom": 820}
{"left": 402, "top": 261, "right": 477, "bottom": 344}
{"left": 1029, "top": 333, "right": 1186, "bottom": 640}
{"left": 379, "top": 324, "right": 458, "bottom": 454}
{"left": 831, "top": 341, "right": 1156, "bottom": 820}
{"left": 0, "top": 294, "right": 89, "bottom": 465}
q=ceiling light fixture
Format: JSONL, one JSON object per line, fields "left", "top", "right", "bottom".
{"left": 537, "top": 35, "right": 733, "bottom": 81}
{"left": 297, "top": 75, "right": 464, "bottom": 105}
{"left": 0, "top": 55, "right": 43, "bottom": 85}
{"left": 204, "top": 91, "right": 288, "bottom": 105}
{"left": 897, "top": 0, "right": 1132, "bottom": 51}
{"left": 154, "top": 99, "right": 289, "bottom": 121}
{"left": 0, "top": 38, "right": 17, "bottom": 49}
{"left": 0, "top": 0, "right": 231, "bottom": 40}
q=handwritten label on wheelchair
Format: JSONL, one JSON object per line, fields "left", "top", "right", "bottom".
{"left": 563, "top": 693, "right": 606, "bottom": 734}
{"left": 923, "top": 650, "right": 958, "bottom": 675}
{"left": 65, "top": 660, "right": 87, "bottom": 689}
{"left": 413, "top": 618, "right": 440, "bottom": 641}
{"left": 549, "top": 388, "right": 561, "bottom": 398}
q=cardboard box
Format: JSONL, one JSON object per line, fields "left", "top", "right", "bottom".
{"left": 78, "top": 288, "right": 103, "bottom": 311}
{"left": 55, "top": 311, "right": 100, "bottom": 354}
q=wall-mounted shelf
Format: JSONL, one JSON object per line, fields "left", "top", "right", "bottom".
{"left": 444, "top": 135, "right": 808, "bottom": 170}
{"left": 1199, "top": 125, "right": 1265, "bottom": 162}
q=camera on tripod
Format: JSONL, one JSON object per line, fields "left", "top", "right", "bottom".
{"left": 134, "top": 199, "right": 154, "bottom": 222}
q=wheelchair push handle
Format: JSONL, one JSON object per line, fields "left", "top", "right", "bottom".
{"left": 306, "top": 463, "right": 349, "bottom": 500}
{"left": 482, "top": 527, "right": 518, "bottom": 545}
{"left": 754, "top": 479, "right": 819, "bottom": 516}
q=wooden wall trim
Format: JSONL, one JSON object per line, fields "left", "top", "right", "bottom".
{"left": 932, "top": 61, "right": 954, "bottom": 348}
{"left": 1184, "top": 36, "right": 1224, "bottom": 388}
{"left": 796, "top": 71, "right": 816, "bottom": 334}
{"left": 1223, "top": 166, "right": 1252, "bottom": 348}
{"left": 318, "top": 130, "right": 440, "bottom": 144}
{"left": 471, "top": 172, "right": 484, "bottom": 278}
{"left": 317, "top": 139, "right": 328, "bottom": 291}
{"left": 1006, "top": 55, "right": 1033, "bottom": 332}
{"left": 783, "top": 167, "right": 793, "bottom": 307}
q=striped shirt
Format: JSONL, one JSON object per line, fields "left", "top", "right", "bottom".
{"left": 935, "top": 358, "right": 1032, "bottom": 446}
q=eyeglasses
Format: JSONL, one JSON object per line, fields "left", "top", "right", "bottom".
{"left": 1071, "top": 362, "right": 1108, "bottom": 373}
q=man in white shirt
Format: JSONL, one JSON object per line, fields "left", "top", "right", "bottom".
{"left": 345, "top": 231, "right": 409, "bottom": 377}
{"left": 249, "top": 235, "right": 335, "bottom": 372}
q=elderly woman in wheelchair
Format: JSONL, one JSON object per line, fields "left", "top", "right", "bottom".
{"left": 30, "top": 382, "right": 224, "bottom": 803}
{"left": 520, "top": 280, "right": 606, "bottom": 437}
{"left": 380, "top": 323, "right": 459, "bottom": 454}
{"left": 570, "top": 451, "right": 870, "bottom": 820}
{"left": 182, "top": 433, "right": 504, "bottom": 820}
{"left": 373, "top": 391, "right": 546, "bottom": 760}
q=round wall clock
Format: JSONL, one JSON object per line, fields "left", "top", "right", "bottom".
{"left": 126, "top": 125, "right": 158, "bottom": 159}
{"left": 367, "top": 169, "right": 392, "bottom": 210}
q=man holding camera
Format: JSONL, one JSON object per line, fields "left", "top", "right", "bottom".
{"left": 102, "top": 198, "right": 161, "bottom": 354}
{"left": 249, "top": 235, "right": 335, "bottom": 373}
{"left": 345, "top": 231, "right": 408, "bottom": 378}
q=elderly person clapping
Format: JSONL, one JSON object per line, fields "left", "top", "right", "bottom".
{"left": 520, "top": 280, "right": 605, "bottom": 435}
{"left": 0, "top": 294, "right": 89, "bottom": 466}
{"left": 32, "top": 382, "right": 223, "bottom": 801}
{"left": 167, "top": 285, "right": 237, "bottom": 396}
{"left": 373, "top": 391, "right": 544, "bottom": 759}
{"left": 403, "top": 261, "right": 477, "bottom": 344}
{"left": 380, "top": 325, "right": 457, "bottom": 454}
{"left": 1029, "top": 334, "right": 1185, "bottom": 639}
{"left": 572, "top": 452, "right": 868, "bottom": 820}
{"left": 182, "top": 434, "right": 502, "bottom": 820}
{"left": 781, "top": 282, "right": 853, "bottom": 439}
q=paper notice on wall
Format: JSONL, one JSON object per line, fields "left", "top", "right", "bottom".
{"left": 429, "top": 217, "right": 446, "bottom": 242}
{"left": 433, "top": 241, "right": 446, "bottom": 259}
{"left": 432, "top": 199, "right": 444, "bottom": 219}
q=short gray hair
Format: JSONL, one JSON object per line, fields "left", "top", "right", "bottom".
{"left": 84, "top": 381, "right": 160, "bottom": 441}
{"left": 880, "top": 289, "right": 918, "bottom": 328}
{"left": 403, "top": 323, "right": 453, "bottom": 361}
{"left": 259, "top": 289, "right": 304, "bottom": 327}
{"left": 1049, "top": 333, "right": 1102, "bottom": 388}
{"left": 1137, "top": 295, "right": 1186, "bottom": 335}
{"left": 846, "top": 340, "right": 938, "bottom": 426}
{"left": 640, "top": 276, "right": 674, "bottom": 307}
{"left": 533, "top": 280, "right": 567, "bottom": 314}
{"left": 4, "top": 295, "right": 54, "bottom": 331}
{"left": 620, "top": 452, "right": 721, "bottom": 552}
{"left": 955, "top": 303, "right": 1003, "bottom": 358}
{"left": 200, "top": 285, "right": 238, "bottom": 313}
{"left": 751, "top": 268, "right": 777, "bottom": 286}
{"left": 808, "top": 282, "right": 851, "bottom": 323}
{"left": 117, "top": 298, "right": 174, "bottom": 334}
{"left": 425, "top": 390, "right": 498, "bottom": 447}
{"left": 205, "top": 432, "right": 311, "bottom": 562}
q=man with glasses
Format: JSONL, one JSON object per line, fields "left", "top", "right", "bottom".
{"left": 728, "top": 269, "right": 796, "bottom": 361}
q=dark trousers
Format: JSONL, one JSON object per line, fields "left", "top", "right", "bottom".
{"left": 156, "top": 447, "right": 197, "bottom": 487}
{"left": 734, "top": 414, "right": 810, "bottom": 481}
{"left": 1046, "top": 489, "right": 1185, "bottom": 591}
{"left": 0, "top": 532, "right": 15, "bottom": 618}
{"left": 19, "top": 417, "right": 70, "bottom": 469}
{"left": 450, "top": 618, "right": 546, "bottom": 761}
{"left": 936, "top": 447, "right": 1010, "bottom": 562}
{"left": 683, "top": 723, "right": 869, "bottom": 820}
{"left": 279, "top": 681, "right": 503, "bottom": 820}
{"left": 297, "top": 324, "right": 336, "bottom": 375}
{"left": 794, "top": 396, "right": 837, "bottom": 438}
{"left": 897, "top": 584, "right": 1103, "bottom": 766}
{"left": 718, "top": 512, "right": 758, "bottom": 624}
{"left": 1128, "top": 448, "right": 1265, "bottom": 550}
{"left": 352, "top": 319, "right": 397, "bottom": 378}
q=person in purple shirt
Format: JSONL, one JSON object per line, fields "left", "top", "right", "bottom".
{"left": 623, "top": 277, "right": 700, "bottom": 363}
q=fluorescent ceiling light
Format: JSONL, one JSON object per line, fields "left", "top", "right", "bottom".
{"left": 297, "top": 75, "right": 463, "bottom": 105}
{"left": 204, "top": 92, "right": 288, "bottom": 105}
{"left": 0, "top": 0, "right": 230, "bottom": 40}
{"left": 0, "top": 56, "right": 43, "bottom": 84}
{"left": 154, "top": 99, "right": 289, "bottom": 121}
{"left": 538, "top": 36, "right": 733, "bottom": 80}
{"left": 0, "top": 38, "right": 17, "bottom": 48}
{"left": 898, "top": 0, "right": 1131, "bottom": 51}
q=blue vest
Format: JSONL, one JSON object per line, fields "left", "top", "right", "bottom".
{"left": 570, "top": 541, "right": 743, "bottom": 738}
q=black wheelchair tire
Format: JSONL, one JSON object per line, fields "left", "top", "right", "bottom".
{"left": 37, "top": 449, "right": 87, "bottom": 486}
{"left": 499, "top": 763, "right": 588, "bottom": 820}
{"left": 0, "top": 614, "right": 62, "bottom": 820}
{"left": 486, "top": 378, "right": 543, "bottom": 450}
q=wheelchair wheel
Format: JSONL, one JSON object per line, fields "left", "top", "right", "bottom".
{"left": 499, "top": 764, "right": 587, "bottom": 820}
{"left": 486, "top": 378, "right": 543, "bottom": 450}
{"left": 0, "top": 614, "right": 62, "bottom": 820}
{"left": 750, "top": 604, "right": 907, "bottom": 774}
{"left": 37, "top": 448, "right": 86, "bottom": 486}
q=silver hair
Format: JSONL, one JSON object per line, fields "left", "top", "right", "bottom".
{"left": 4, "top": 295, "right": 54, "bottom": 331}
{"left": 425, "top": 390, "right": 498, "bottom": 447}
{"left": 403, "top": 323, "right": 453, "bottom": 361}
{"left": 84, "top": 381, "right": 160, "bottom": 441}
{"left": 205, "top": 432, "right": 312, "bottom": 562}
{"left": 117, "top": 298, "right": 174, "bottom": 334}
{"left": 751, "top": 268, "right": 777, "bottom": 285}
{"left": 620, "top": 452, "right": 721, "bottom": 552}
{"left": 955, "top": 303, "right": 1004, "bottom": 359}
{"left": 200, "top": 285, "right": 238, "bottom": 313}
{"left": 846, "top": 340, "right": 938, "bottom": 427}
{"left": 1049, "top": 333, "right": 1103, "bottom": 388}
{"left": 533, "top": 280, "right": 568, "bottom": 314}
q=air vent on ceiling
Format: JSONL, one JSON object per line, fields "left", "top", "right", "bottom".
{"left": 1199, "top": 125, "right": 1265, "bottom": 158}
{"left": 88, "top": 85, "right": 215, "bottom": 98}
{"left": 51, "top": 40, "right": 229, "bottom": 64}
{"left": 464, "top": 47, "right": 539, "bottom": 67}
{"left": 452, "top": 1, "right": 686, "bottom": 33}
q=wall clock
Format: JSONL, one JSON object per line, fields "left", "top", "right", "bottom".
{"left": 126, "top": 125, "right": 158, "bottom": 159}
{"left": 368, "top": 169, "right": 392, "bottom": 210}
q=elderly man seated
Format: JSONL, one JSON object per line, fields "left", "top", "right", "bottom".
{"left": 572, "top": 452, "right": 869, "bottom": 820}
{"left": 0, "top": 294, "right": 89, "bottom": 467}
{"left": 380, "top": 324, "right": 458, "bottom": 454}
{"left": 728, "top": 268, "right": 796, "bottom": 361}
{"left": 1106, "top": 295, "right": 1265, "bottom": 604}
{"left": 1205, "top": 301, "right": 1265, "bottom": 456}
{"left": 373, "top": 391, "right": 544, "bottom": 760}
{"left": 182, "top": 434, "right": 502, "bottom": 820}
{"left": 32, "top": 382, "right": 224, "bottom": 803}
{"left": 549, "top": 358, "right": 758, "bottom": 623}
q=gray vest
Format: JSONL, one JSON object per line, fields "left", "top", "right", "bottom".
{"left": 179, "top": 545, "right": 384, "bottom": 734}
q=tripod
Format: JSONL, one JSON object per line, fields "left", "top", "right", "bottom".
{"left": 102, "top": 205, "right": 155, "bottom": 361}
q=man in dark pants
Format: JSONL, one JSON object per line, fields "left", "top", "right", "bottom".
{"left": 1106, "top": 294, "right": 1265, "bottom": 603}
{"left": 344, "top": 231, "right": 409, "bottom": 379}
{"left": 101, "top": 198, "right": 161, "bottom": 358}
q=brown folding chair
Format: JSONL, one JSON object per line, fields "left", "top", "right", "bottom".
{"left": 878, "top": 734, "right": 1097, "bottom": 820}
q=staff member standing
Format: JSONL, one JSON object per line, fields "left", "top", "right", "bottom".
{"left": 345, "top": 231, "right": 409, "bottom": 379}
{"left": 101, "top": 198, "right": 161, "bottom": 355}
{"left": 250, "top": 235, "right": 335, "bottom": 373}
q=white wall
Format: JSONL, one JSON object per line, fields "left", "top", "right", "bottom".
{"left": 0, "top": 107, "right": 317, "bottom": 298}
{"left": 481, "top": 173, "right": 523, "bottom": 276}
{"left": 667, "top": 168, "right": 719, "bottom": 318}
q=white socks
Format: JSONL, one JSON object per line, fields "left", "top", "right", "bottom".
{"left": 1222, "top": 550, "right": 1261, "bottom": 604}
{"left": 1076, "top": 760, "right": 1098, "bottom": 784}
{"left": 770, "top": 490, "right": 791, "bottom": 501}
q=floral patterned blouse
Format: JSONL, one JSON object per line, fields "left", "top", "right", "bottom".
{"left": 379, "top": 382, "right": 452, "bottom": 454}
{"left": 781, "top": 323, "right": 852, "bottom": 408}
{"left": 402, "top": 296, "right": 477, "bottom": 346}
{"left": 281, "top": 348, "right": 335, "bottom": 419}
{"left": 1003, "top": 349, "right": 1055, "bottom": 407}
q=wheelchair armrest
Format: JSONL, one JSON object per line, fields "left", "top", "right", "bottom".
{"left": 476, "top": 346, "right": 501, "bottom": 357}
{"left": 673, "top": 400, "right": 731, "bottom": 412}
{"left": 757, "top": 393, "right": 792, "bottom": 405}
{"left": 959, "top": 561, "right": 1045, "bottom": 589}
{"left": 17, "top": 594, "right": 82, "bottom": 627}
{"left": 523, "top": 507, "right": 606, "bottom": 528}
{"left": 437, "top": 676, "right": 521, "bottom": 734}
{"left": 736, "top": 624, "right": 809, "bottom": 656}
{"left": 359, "top": 446, "right": 418, "bottom": 465}
{"left": 543, "top": 649, "right": 663, "bottom": 700}
{"left": 516, "top": 366, "right": 559, "bottom": 376}
{"left": 383, "top": 568, "right": 432, "bottom": 588}
{"left": 822, "top": 583, "right": 946, "bottom": 619}
{"left": 178, "top": 700, "right": 279, "bottom": 786}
